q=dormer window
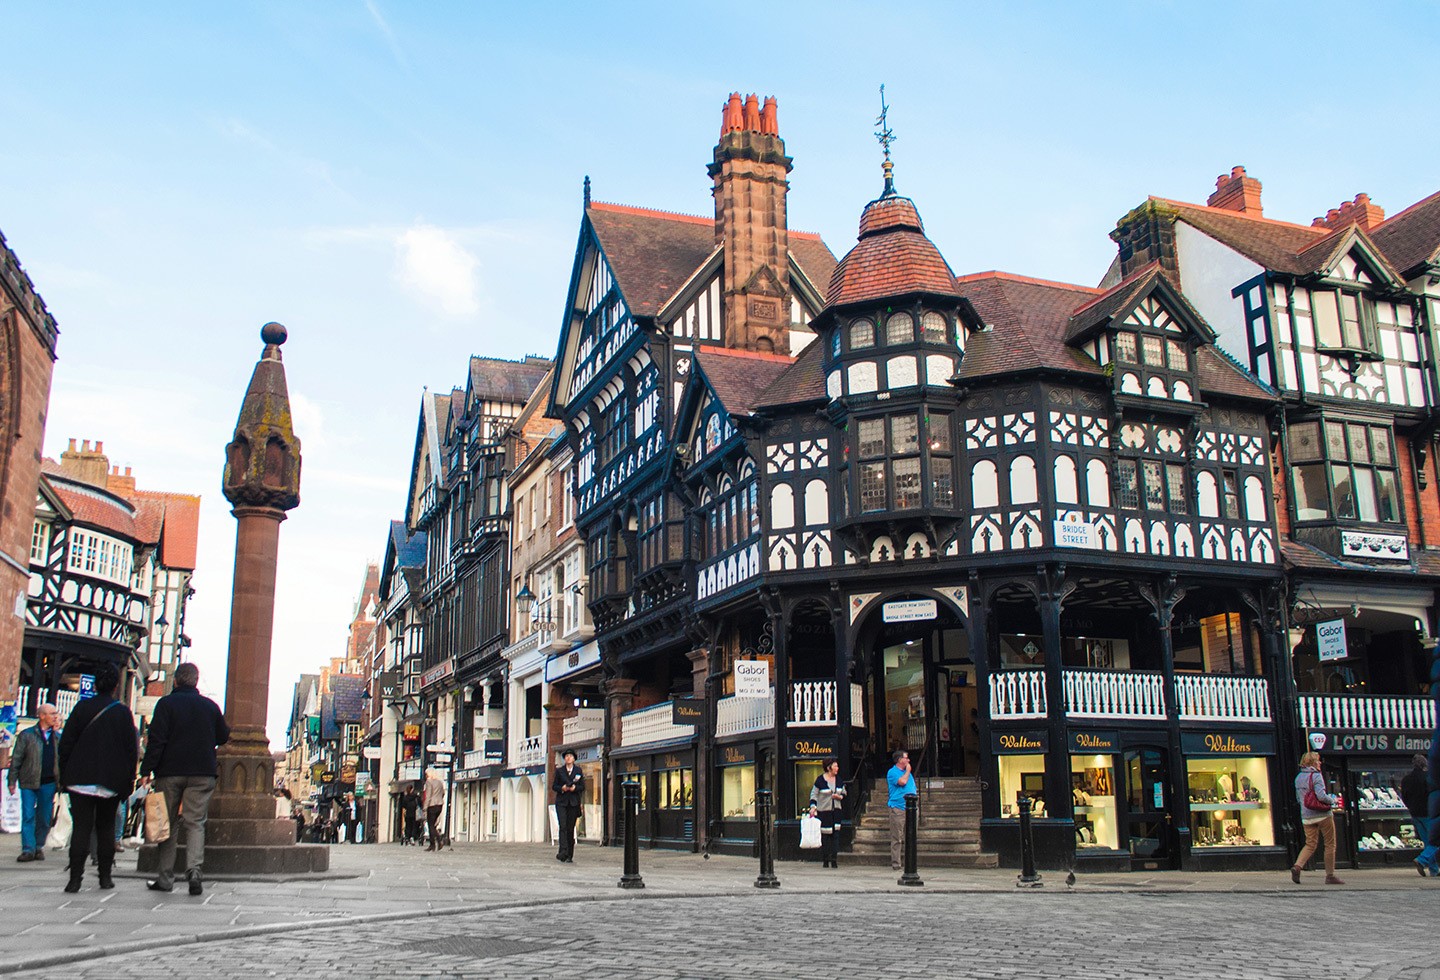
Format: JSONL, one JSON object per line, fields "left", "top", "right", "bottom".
{"left": 1311, "top": 288, "right": 1373, "bottom": 353}
{"left": 1115, "top": 333, "right": 1137, "bottom": 362}
{"left": 921, "top": 312, "right": 947, "bottom": 344}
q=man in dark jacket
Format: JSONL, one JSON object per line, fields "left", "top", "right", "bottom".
{"left": 6, "top": 702, "right": 60, "bottom": 862}
{"left": 552, "top": 750, "right": 584, "bottom": 863}
{"left": 140, "top": 662, "right": 230, "bottom": 895}
{"left": 1401, "top": 753, "right": 1437, "bottom": 876}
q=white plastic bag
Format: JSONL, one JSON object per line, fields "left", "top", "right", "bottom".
{"left": 799, "top": 815, "right": 821, "bottom": 849}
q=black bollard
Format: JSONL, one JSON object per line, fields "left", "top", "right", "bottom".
{"left": 1016, "top": 791, "right": 1043, "bottom": 888}
{"left": 898, "top": 793, "right": 924, "bottom": 886}
{"left": 618, "top": 780, "right": 644, "bottom": 889}
{"left": 754, "top": 788, "right": 781, "bottom": 888}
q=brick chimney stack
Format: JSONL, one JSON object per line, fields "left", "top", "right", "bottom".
{"left": 58, "top": 437, "right": 111, "bottom": 488}
{"left": 1312, "top": 193, "right": 1386, "bottom": 232}
{"left": 1206, "top": 166, "right": 1264, "bottom": 216}
{"left": 709, "top": 91, "right": 793, "bottom": 354}
{"left": 106, "top": 464, "right": 137, "bottom": 495}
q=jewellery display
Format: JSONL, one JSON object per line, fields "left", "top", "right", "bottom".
{"left": 1352, "top": 766, "right": 1423, "bottom": 858}
{"left": 1186, "top": 757, "right": 1275, "bottom": 847}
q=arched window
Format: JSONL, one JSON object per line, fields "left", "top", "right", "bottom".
{"left": 972, "top": 460, "right": 999, "bottom": 508}
{"left": 1053, "top": 455, "right": 1078, "bottom": 505}
{"left": 1010, "top": 456, "right": 1038, "bottom": 505}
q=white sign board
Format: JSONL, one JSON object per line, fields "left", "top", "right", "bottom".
{"left": 733, "top": 659, "right": 770, "bottom": 698}
{"left": 361, "top": 746, "right": 383, "bottom": 760}
{"left": 882, "top": 599, "right": 937, "bottom": 623}
{"left": 1316, "top": 619, "right": 1348, "bottom": 662}
{"left": 1053, "top": 519, "right": 1097, "bottom": 549}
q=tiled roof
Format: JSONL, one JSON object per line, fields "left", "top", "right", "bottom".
{"left": 956, "top": 273, "right": 1105, "bottom": 381}
{"left": 1146, "top": 198, "right": 1326, "bottom": 274}
{"left": 1194, "top": 345, "right": 1276, "bottom": 403}
{"left": 1063, "top": 262, "right": 1162, "bottom": 343}
{"left": 1369, "top": 189, "right": 1440, "bottom": 278}
{"left": 45, "top": 475, "right": 139, "bottom": 540}
{"left": 754, "top": 339, "right": 827, "bottom": 409}
{"left": 586, "top": 201, "right": 838, "bottom": 319}
{"left": 826, "top": 195, "right": 959, "bottom": 309}
{"left": 469, "top": 355, "right": 552, "bottom": 405}
{"left": 319, "top": 692, "right": 337, "bottom": 739}
{"left": 1282, "top": 540, "right": 1440, "bottom": 579}
{"left": 390, "top": 520, "right": 427, "bottom": 569}
{"left": 694, "top": 347, "right": 794, "bottom": 417}
{"left": 126, "top": 490, "right": 201, "bottom": 570}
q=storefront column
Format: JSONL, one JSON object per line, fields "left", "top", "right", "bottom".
{"left": 1141, "top": 574, "right": 1192, "bottom": 868}
{"left": 545, "top": 682, "right": 577, "bottom": 788}
{"left": 1245, "top": 585, "right": 1299, "bottom": 859}
{"left": 968, "top": 574, "right": 999, "bottom": 820}
{"left": 832, "top": 591, "right": 853, "bottom": 786}
{"left": 1036, "top": 565, "right": 1074, "bottom": 824}
{"left": 602, "top": 676, "right": 638, "bottom": 846}
{"left": 687, "top": 647, "right": 710, "bottom": 854}
{"left": 764, "top": 595, "right": 791, "bottom": 817}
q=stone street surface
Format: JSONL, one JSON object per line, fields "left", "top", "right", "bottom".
{"left": 2, "top": 832, "right": 1437, "bottom": 978}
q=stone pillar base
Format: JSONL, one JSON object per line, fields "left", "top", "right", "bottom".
{"left": 136, "top": 840, "right": 330, "bottom": 875}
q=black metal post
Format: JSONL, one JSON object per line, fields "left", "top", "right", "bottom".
{"left": 618, "top": 780, "right": 644, "bottom": 889}
{"left": 898, "top": 793, "right": 924, "bottom": 886}
{"left": 754, "top": 788, "right": 780, "bottom": 888}
{"left": 1016, "top": 791, "right": 1043, "bottom": 888}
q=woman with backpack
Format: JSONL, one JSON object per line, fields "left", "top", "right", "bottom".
{"left": 1291, "top": 751, "right": 1343, "bottom": 886}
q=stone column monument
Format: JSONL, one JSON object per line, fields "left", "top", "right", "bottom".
{"left": 140, "top": 323, "right": 327, "bottom": 873}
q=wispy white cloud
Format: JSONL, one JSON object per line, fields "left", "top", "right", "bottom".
{"left": 393, "top": 222, "right": 481, "bottom": 317}
{"left": 363, "top": 0, "right": 408, "bottom": 69}
{"left": 212, "top": 116, "right": 348, "bottom": 198}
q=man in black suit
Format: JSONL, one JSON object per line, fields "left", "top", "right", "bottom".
{"left": 140, "top": 662, "right": 230, "bottom": 895}
{"left": 552, "top": 749, "right": 584, "bottom": 863}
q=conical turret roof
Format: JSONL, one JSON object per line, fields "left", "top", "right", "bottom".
{"left": 825, "top": 189, "right": 960, "bottom": 309}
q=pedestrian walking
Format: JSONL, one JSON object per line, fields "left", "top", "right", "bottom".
{"left": 1291, "top": 750, "right": 1343, "bottom": 885}
{"left": 6, "top": 702, "right": 60, "bottom": 863}
{"left": 140, "top": 662, "right": 230, "bottom": 896}
{"left": 57, "top": 665, "right": 138, "bottom": 893}
{"left": 886, "top": 749, "right": 918, "bottom": 871}
{"left": 1400, "top": 753, "right": 1437, "bottom": 876}
{"left": 342, "top": 792, "right": 359, "bottom": 844}
{"left": 808, "top": 756, "right": 847, "bottom": 868}
{"left": 552, "top": 749, "right": 583, "bottom": 863}
{"left": 423, "top": 769, "right": 445, "bottom": 850}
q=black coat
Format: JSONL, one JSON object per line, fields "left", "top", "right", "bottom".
{"left": 59, "top": 695, "right": 139, "bottom": 797}
{"left": 552, "top": 764, "right": 584, "bottom": 808}
{"left": 1400, "top": 766, "right": 1429, "bottom": 818}
{"left": 140, "top": 686, "right": 231, "bottom": 778}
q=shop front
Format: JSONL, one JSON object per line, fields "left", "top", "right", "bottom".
{"left": 1304, "top": 728, "right": 1435, "bottom": 867}
{"left": 710, "top": 740, "right": 760, "bottom": 855}
{"left": 610, "top": 747, "right": 696, "bottom": 849}
{"left": 1180, "top": 730, "right": 1285, "bottom": 870}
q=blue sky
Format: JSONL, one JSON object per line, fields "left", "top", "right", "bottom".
{"left": 2, "top": 1, "right": 1437, "bottom": 743}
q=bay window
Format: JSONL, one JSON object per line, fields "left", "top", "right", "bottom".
{"left": 1288, "top": 419, "right": 1399, "bottom": 523}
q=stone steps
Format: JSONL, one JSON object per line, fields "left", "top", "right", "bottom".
{"left": 846, "top": 775, "right": 997, "bottom": 869}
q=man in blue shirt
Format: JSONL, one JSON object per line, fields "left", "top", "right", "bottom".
{"left": 887, "top": 749, "right": 918, "bottom": 870}
{"left": 7, "top": 703, "right": 61, "bottom": 862}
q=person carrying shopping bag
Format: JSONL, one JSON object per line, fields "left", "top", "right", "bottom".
{"left": 1291, "top": 751, "right": 1343, "bottom": 886}
{"left": 808, "top": 757, "right": 848, "bottom": 869}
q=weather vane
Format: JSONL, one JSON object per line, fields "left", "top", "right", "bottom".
{"left": 874, "top": 84, "right": 897, "bottom": 196}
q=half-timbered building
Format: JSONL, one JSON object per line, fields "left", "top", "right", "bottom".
{"left": 1111, "top": 171, "right": 1440, "bottom": 867}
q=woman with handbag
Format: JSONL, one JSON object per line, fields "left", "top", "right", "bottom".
{"left": 1291, "top": 751, "right": 1344, "bottom": 886}
{"left": 808, "top": 757, "right": 847, "bottom": 869}
{"left": 58, "top": 664, "right": 139, "bottom": 893}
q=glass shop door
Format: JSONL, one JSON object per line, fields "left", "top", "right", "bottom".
{"left": 1124, "top": 747, "right": 1176, "bottom": 870}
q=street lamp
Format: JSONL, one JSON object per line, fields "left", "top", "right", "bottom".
{"left": 515, "top": 584, "right": 535, "bottom": 615}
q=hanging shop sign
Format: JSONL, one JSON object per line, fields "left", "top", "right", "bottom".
{"left": 78, "top": 674, "right": 96, "bottom": 699}
{"left": 733, "top": 660, "right": 770, "bottom": 698}
{"left": 1068, "top": 730, "right": 1119, "bottom": 754}
{"left": 361, "top": 746, "right": 383, "bottom": 760}
{"left": 1180, "top": 732, "right": 1276, "bottom": 757}
{"left": 786, "top": 735, "right": 835, "bottom": 760}
{"left": 1308, "top": 731, "right": 1433, "bottom": 755}
{"left": 402, "top": 724, "right": 421, "bottom": 741}
{"left": 340, "top": 763, "right": 357, "bottom": 784}
{"left": 719, "top": 743, "right": 756, "bottom": 765}
{"left": 1053, "top": 519, "right": 1097, "bottom": 550}
{"left": 672, "top": 697, "right": 705, "bottom": 725}
{"left": 1316, "top": 619, "right": 1348, "bottom": 662}
{"left": 882, "top": 599, "right": 937, "bottom": 623}
{"left": 992, "top": 729, "right": 1048, "bottom": 755}
{"left": 485, "top": 738, "right": 504, "bottom": 763}
{"left": 320, "top": 770, "right": 336, "bottom": 784}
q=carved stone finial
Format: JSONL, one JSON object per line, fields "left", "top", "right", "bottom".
{"left": 223, "top": 322, "right": 302, "bottom": 511}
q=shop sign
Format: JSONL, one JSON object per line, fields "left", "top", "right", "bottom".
{"left": 503, "top": 765, "right": 545, "bottom": 778}
{"left": 1309, "top": 731, "right": 1433, "bottom": 755}
{"left": 1341, "top": 530, "right": 1409, "bottom": 561}
{"left": 882, "top": 599, "right": 937, "bottom": 623}
{"left": 309, "top": 762, "right": 325, "bottom": 782}
{"left": 1068, "top": 730, "right": 1118, "bottom": 753}
{"left": 992, "top": 729, "right": 1048, "bottom": 755}
{"left": 355, "top": 772, "right": 371, "bottom": 792}
{"left": 658, "top": 753, "right": 688, "bottom": 770}
{"left": 720, "top": 743, "right": 756, "bottom": 765}
{"left": 734, "top": 660, "right": 770, "bottom": 698}
{"left": 672, "top": 697, "right": 705, "bottom": 725}
{"left": 1316, "top": 619, "right": 1348, "bottom": 662}
{"left": 320, "top": 770, "right": 336, "bottom": 784}
{"left": 402, "top": 724, "right": 421, "bottom": 741}
{"left": 617, "top": 757, "right": 647, "bottom": 775}
{"left": 485, "top": 738, "right": 504, "bottom": 762}
{"left": 340, "top": 763, "right": 357, "bottom": 784}
{"left": 786, "top": 735, "right": 835, "bottom": 760}
{"left": 378, "top": 669, "right": 401, "bottom": 701}
{"left": 1180, "top": 732, "right": 1276, "bottom": 757}
{"left": 557, "top": 745, "right": 601, "bottom": 764}
{"left": 361, "top": 746, "right": 383, "bottom": 760}
{"left": 1053, "top": 519, "right": 1097, "bottom": 550}
{"left": 545, "top": 640, "right": 601, "bottom": 682}
{"left": 419, "top": 658, "right": 455, "bottom": 689}
{"left": 78, "top": 674, "right": 96, "bottom": 699}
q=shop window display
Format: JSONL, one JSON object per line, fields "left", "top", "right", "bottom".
{"left": 616, "top": 774, "right": 647, "bottom": 807}
{"left": 657, "top": 768, "right": 693, "bottom": 809}
{"left": 1186, "top": 758, "right": 1274, "bottom": 847}
{"left": 1070, "top": 755, "right": 1118, "bottom": 849}
{"left": 795, "top": 761, "right": 822, "bottom": 816}
{"left": 1354, "top": 766, "right": 1425, "bottom": 852}
{"left": 721, "top": 764, "right": 756, "bottom": 819}
{"left": 998, "top": 755, "right": 1047, "bottom": 818}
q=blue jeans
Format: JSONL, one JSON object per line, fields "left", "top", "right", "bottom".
{"left": 20, "top": 783, "right": 56, "bottom": 854}
{"left": 1418, "top": 791, "right": 1440, "bottom": 871}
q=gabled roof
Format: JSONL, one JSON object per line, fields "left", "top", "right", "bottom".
{"left": 44, "top": 473, "right": 140, "bottom": 541}
{"left": 1289, "top": 223, "right": 1404, "bottom": 283}
{"left": 1064, "top": 263, "right": 1217, "bottom": 346}
{"left": 693, "top": 347, "right": 794, "bottom": 417}
{"left": 586, "top": 203, "right": 719, "bottom": 318}
{"left": 754, "top": 340, "right": 827, "bottom": 409}
{"left": 127, "top": 489, "right": 201, "bottom": 570}
{"left": 468, "top": 355, "right": 552, "bottom": 406}
{"left": 1141, "top": 198, "right": 1326, "bottom": 273}
{"left": 1368, "top": 189, "right": 1440, "bottom": 279}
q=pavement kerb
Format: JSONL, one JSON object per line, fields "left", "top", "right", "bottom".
{"left": 0, "top": 876, "right": 1397, "bottom": 976}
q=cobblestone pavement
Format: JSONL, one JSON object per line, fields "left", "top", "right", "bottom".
{"left": 2, "top": 830, "right": 1437, "bottom": 977}
{"left": 7, "top": 889, "right": 1439, "bottom": 980}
